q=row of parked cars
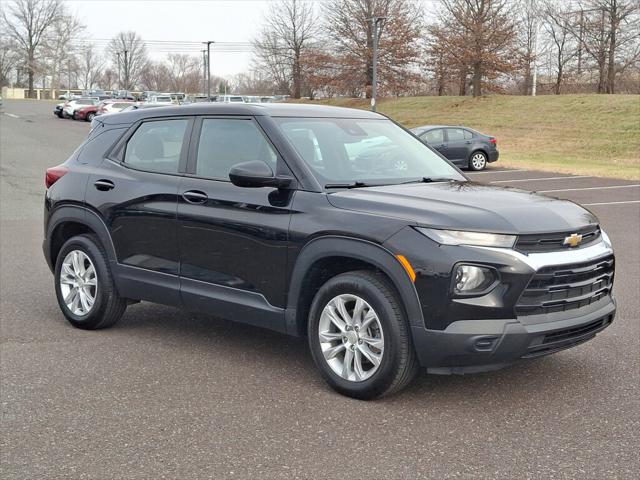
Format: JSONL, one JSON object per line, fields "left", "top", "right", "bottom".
{"left": 53, "top": 95, "right": 499, "bottom": 171}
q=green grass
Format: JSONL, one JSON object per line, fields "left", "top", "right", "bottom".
{"left": 304, "top": 94, "right": 640, "bottom": 180}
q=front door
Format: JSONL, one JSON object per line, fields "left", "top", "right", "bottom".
{"left": 177, "top": 116, "right": 294, "bottom": 332}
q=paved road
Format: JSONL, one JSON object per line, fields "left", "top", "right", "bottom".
{"left": 1, "top": 100, "right": 639, "bottom": 479}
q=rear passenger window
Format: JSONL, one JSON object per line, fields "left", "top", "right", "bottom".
{"left": 196, "top": 118, "right": 277, "bottom": 179}
{"left": 124, "top": 119, "right": 188, "bottom": 174}
{"left": 423, "top": 129, "right": 444, "bottom": 144}
{"left": 464, "top": 130, "right": 473, "bottom": 140}
{"left": 446, "top": 128, "right": 466, "bottom": 142}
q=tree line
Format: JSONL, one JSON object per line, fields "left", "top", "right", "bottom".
{"left": 1, "top": 0, "right": 638, "bottom": 99}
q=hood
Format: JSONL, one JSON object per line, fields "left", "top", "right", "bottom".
{"left": 326, "top": 181, "right": 598, "bottom": 234}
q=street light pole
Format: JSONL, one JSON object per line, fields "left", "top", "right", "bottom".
{"left": 204, "top": 41, "right": 214, "bottom": 99}
{"left": 369, "top": 17, "right": 386, "bottom": 112}
{"left": 123, "top": 49, "right": 129, "bottom": 92}
{"left": 202, "top": 49, "right": 207, "bottom": 96}
{"left": 116, "top": 52, "right": 121, "bottom": 92}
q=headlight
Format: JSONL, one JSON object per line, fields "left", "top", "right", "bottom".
{"left": 453, "top": 265, "right": 497, "bottom": 295}
{"left": 416, "top": 227, "right": 516, "bottom": 248}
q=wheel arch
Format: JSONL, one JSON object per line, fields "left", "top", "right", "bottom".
{"left": 285, "top": 236, "right": 424, "bottom": 336}
{"left": 45, "top": 205, "right": 116, "bottom": 272}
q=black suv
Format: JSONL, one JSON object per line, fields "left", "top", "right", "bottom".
{"left": 43, "top": 104, "right": 616, "bottom": 399}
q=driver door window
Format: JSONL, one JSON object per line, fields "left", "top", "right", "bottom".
{"left": 195, "top": 118, "right": 277, "bottom": 180}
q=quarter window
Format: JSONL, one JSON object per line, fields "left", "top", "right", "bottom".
{"left": 196, "top": 118, "right": 277, "bottom": 179}
{"left": 124, "top": 119, "right": 188, "bottom": 174}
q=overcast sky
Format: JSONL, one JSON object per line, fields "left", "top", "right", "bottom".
{"left": 65, "top": 0, "right": 280, "bottom": 77}
{"left": 65, "top": 0, "right": 438, "bottom": 78}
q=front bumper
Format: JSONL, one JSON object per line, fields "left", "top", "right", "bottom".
{"left": 411, "top": 297, "right": 615, "bottom": 373}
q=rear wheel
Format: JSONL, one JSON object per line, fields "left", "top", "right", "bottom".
{"left": 54, "top": 234, "right": 127, "bottom": 330}
{"left": 308, "top": 270, "right": 418, "bottom": 399}
{"left": 469, "top": 151, "right": 487, "bottom": 171}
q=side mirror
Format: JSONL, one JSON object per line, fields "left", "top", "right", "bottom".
{"left": 229, "top": 161, "right": 292, "bottom": 189}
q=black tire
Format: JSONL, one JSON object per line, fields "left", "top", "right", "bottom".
{"left": 308, "top": 270, "right": 418, "bottom": 400}
{"left": 86, "top": 112, "right": 95, "bottom": 122}
{"left": 56, "top": 111, "right": 63, "bottom": 118}
{"left": 54, "top": 234, "right": 127, "bottom": 330}
{"left": 72, "top": 112, "right": 78, "bottom": 120}
{"left": 469, "top": 151, "right": 488, "bottom": 171}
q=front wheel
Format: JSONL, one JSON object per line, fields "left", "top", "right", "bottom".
{"left": 469, "top": 151, "right": 488, "bottom": 171}
{"left": 86, "top": 112, "right": 95, "bottom": 122}
{"left": 54, "top": 234, "right": 127, "bottom": 330}
{"left": 308, "top": 270, "right": 418, "bottom": 399}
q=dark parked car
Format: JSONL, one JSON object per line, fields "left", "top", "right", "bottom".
{"left": 43, "top": 104, "right": 615, "bottom": 399}
{"left": 411, "top": 125, "right": 499, "bottom": 171}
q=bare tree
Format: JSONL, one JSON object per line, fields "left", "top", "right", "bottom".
{"left": 140, "top": 61, "right": 171, "bottom": 92}
{"left": 108, "top": 31, "right": 148, "bottom": 90}
{"left": 253, "top": 0, "right": 318, "bottom": 98}
{"left": 101, "top": 69, "right": 117, "bottom": 92}
{"left": 324, "top": 0, "right": 423, "bottom": 97}
{"left": 43, "top": 13, "right": 84, "bottom": 95}
{"left": 78, "top": 46, "right": 104, "bottom": 90}
{"left": 166, "top": 54, "right": 201, "bottom": 92}
{"left": 542, "top": 0, "right": 578, "bottom": 94}
{"left": 0, "top": 35, "right": 19, "bottom": 87}
{"left": 516, "top": 0, "right": 541, "bottom": 95}
{"left": 1, "top": 0, "right": 63, "bottom": 97}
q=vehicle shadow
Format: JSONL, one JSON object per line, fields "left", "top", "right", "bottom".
{"left": 114, "top": 302, "right": 600, "bottom": 405}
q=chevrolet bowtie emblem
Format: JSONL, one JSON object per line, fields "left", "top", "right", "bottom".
{"left": 563, "top": 233, "right": 583, "bottom": 247}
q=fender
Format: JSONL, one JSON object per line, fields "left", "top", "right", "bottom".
{"left": 44, "top": 204, "right": 117, "bottom": 271}
{"left": 285, "top": 235, "right": 425, "bottom": 335}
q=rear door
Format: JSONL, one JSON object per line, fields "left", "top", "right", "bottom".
{"left": 85, "top": 117, "right": 192, "bottom": 305}
{"left": 421, "top": 128, "right": 449, "bottom": 159}
{"left": 444, "top": 128, "right": 471, "bottom": 165}
{"left": 177, "top": 116, "right": 295, "bottom": 332}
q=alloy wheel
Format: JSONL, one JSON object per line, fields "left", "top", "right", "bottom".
{"left": 59, "top": 250, "right": 97, "bottom": 316}
{"left": 471, "top": 153, "right": 487, "bottom": 170}
{"left": 318, "top": 294, "right": 385, "bottom": 382}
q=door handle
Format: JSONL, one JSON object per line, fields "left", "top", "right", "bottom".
{"left": 465, "top": 141, "right": 472, "bottom": 144}
{"left": 94, "top": 179, "right": 115, "bottom": 191}
{"left": 182, "top": 190, "right": 208, "bottom": 204}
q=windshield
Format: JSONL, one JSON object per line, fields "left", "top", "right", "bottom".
{"left": 275, "top": 117, "right": 465, "bottom": 186}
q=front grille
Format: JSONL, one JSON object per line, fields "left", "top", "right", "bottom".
{"left": 516, "top": 255, "right": 614, "bottom": 316}
{"left": 515, "top": 226, "right": 601, "bottom": 253}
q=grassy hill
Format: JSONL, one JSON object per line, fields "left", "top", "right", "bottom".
{"left": 304, "top": 94, "right": 640, "bottom": 179}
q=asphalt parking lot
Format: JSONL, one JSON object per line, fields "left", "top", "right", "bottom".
{"left": 1, "top": 99, "right": 639, "bottom": 479}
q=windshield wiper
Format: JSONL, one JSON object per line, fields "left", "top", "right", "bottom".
{"left": 398, "top": 177, "right": 457, "bottom": 185}
{"left": 324, "top": 181, "right": 370, "bottom": 189}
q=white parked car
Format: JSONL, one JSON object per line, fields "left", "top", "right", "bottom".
{"left": 97, "top": 100, "right": 135, "bottom": 116}
{"left": 62, "top": 98, "right": 99, "bottom": 118}
{"left": 147, "top": 95, "right": 173, "bottom": 105}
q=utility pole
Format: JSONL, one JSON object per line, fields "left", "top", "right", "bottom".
{"left": 67, "top": 59, "right": 71, "bottom": 94}
{"left": 123, "top": 50, "right": 129, "bottom": 92}
{"left": 369, "top": 17, "right": 386, "bottom": 112}
{"left": 531, "top": 19, "right": 539, "bottom": 96}
{"left": 202, "top": 49, "right": 207, "bottom": 96}
{"left": 116, "top": 52, "right": 121, "bottom": 92}
{"left": 577, "top": 9, "right": 584, "bottom": 76}
{"left": 204, "top": 41, "right": 214, "bottom": 99}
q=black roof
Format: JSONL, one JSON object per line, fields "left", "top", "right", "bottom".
{"left": 99, "top": 102, "right": 384, "bottom": 125}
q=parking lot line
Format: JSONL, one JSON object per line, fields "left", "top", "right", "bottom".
{"left": 582, "top": 200, "right": 640, "bottom": 206}
{"left": 468, "top": 169, "right": 529, "bottom": 174}
{"left": 490, "top": 175, "right": 591, "bottom": 184}
{"left": 3, "top": 112, "right": 20, "bottom": 119}
{"left": 538, "top": 185, "right": 640, "bottom": 193}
